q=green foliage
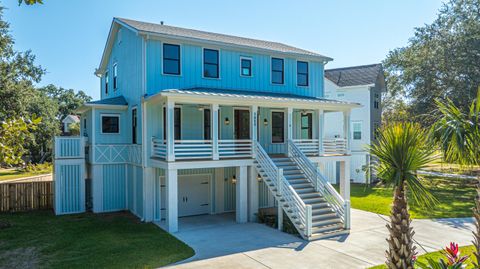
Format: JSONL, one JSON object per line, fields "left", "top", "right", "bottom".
{"left": 23, "top": 162, "right": 52, "bottom": 173}
{"left": 383, "top": 0, "right": 480, "bottom": 125}
{"left": 0, "top": 117, "right": 41, "bottom": 167}
{"left": 18, "top": 0, "right": 43, "bottom": 5}
{"left": 369, "top": 122, "right": 438, "bottom": 207}
{"left": 68, "top": 122, "right": 80, "bottom": 135}
{"left": 38, "top": 84, "right": 91, "bottom": 121}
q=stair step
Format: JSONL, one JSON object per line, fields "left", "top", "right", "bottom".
{"left": 285, "top": 174, "right": 307, "bottom": 180}
{"left": 312, "top": 218, "right": 342, "bottom": 227}
{"left": 311, "top": 223, "right": 344, "bottom": 234}
{"left": 312, "top": 212, "right": 338, "bottom": 221}
{"left": 310, "top": 228, "right": 350, "bottom": 240}
{"left": 298, "top": 192, "right": 320, "bottom": 199}
{"left": 294, "top": 187, "right": 315, "bottom": 194}
{"left": 288, "top": 179, "right": 310, "bottom": 185}
{"left": 303, "top": 197, "right": 326, "bottom": 204}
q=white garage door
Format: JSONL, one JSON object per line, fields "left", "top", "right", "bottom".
{"left": 178, "top": 175, "right": 211, "bottom": 217}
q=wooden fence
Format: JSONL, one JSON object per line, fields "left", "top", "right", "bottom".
{"left": 0, "top": 181, "right": 53, "bottom": 212}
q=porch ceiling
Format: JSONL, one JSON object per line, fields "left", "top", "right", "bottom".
{"left": 145, "top": 88, "right": 362, "bottom": 111}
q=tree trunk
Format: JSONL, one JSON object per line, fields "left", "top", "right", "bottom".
{"left": 386, "top": 184, "right": 416, "bottom": 269}
{"left": 473, "top": 177, "right": 480, "bottom": 267}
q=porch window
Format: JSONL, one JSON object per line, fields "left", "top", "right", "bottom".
{"left": 300, "top": 113, "right": 312, "bottom": 139}
{"left": 240, "top": 57, "right": 252, "bottom": 77}
{"left": 297, "top": 61, "right": 308, "bottom": 86}
{"left": 163, "top": 44, "right": 180, "bottom": 75}
{"left": 101, "top": 115, "right": 120, "bottom": 134}
{"left": 163, "top": 107, "right": 181, "bottom": 140}
{"left": 353, "top": 121, "right": 362, "bottom": 140}
{"left": 113, "top": 63, "right": 118, "bottom": 90}
{"left": 104, "top": 71, "right": 109, "bottom": 95}
{"left": 203, "top": 49, "right": 219, "bottom": 78}
{"left": 271, "top": 58, "right": 284, "bottom": 84}
{"left": 204, "top": 109, "right": 211, "bottom": 140}
{"left": 271, "top": 111, "right": 285, "bottom": 143}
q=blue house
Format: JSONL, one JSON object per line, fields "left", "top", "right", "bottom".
{"left": 53, "top": 18, "right": 360, "bottom": 240}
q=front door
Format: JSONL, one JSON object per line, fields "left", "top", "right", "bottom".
{"left": 178, "top": 175, "right": 211, "bottom": 217}
{"left": 234, "top": 109, "right": 250, "bottom": 139}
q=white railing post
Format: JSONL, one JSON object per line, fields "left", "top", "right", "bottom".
{"left": 277, "top": 168, "right": 283, "bottom": 196}
{"left": 212, "top": 104, "right": 219, "bottom": 160}
{"left": 317, "top": 109, "right": 324, "bottom": 156}
{"left": 166, "top": 100, "right": 175, "bottom": 161}
{"left": 344, "top": 200, "right": 351, "bottom": 229}
{"left": 306, "top": 205, "right": 312, "bottom": 237}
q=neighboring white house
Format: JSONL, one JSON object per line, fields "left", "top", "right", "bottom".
{"left": 62, "top": 115, "right": 80, "bottom": 134}
{"left": 323, "top": 64, "right": 385, "bottom": 183}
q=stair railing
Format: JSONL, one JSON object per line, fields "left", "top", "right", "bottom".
{"left": 287, "top": 139, "right": 349, "bottom": 228}
{"left": 253, "top": 141, "right": 312, "bottom": 237}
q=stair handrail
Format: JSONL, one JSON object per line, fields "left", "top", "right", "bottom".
{"left": 287, "top": 139, "right": 347, "bottom": 223}
{"left": 253, "top": 141, "right": 312, "bottom": 237}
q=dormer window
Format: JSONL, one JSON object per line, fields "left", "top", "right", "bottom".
{"left": 203, "top": 49, "right": 219, "bottom": 78}
{"left": 163, "top": 44, "right": 181, "bottom": 75}
{"left": 105, "top": 71, "right": 109, "bottom": 95}
{"left": 297, "top": 61, "right": 309, "bottom": 86}
{"left": 271, "top": 58, "right": 284, "bottom": 84}
{"left": 113, "top": 63, "right": 118, "bottom": 90}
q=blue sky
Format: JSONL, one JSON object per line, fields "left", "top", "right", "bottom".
{"left": 4, "top": 0, "right": 444, "bottom": 100}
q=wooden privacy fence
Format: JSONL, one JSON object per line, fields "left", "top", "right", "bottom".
{"left": 0, "top": 181, "right": 53, "bottom": 212}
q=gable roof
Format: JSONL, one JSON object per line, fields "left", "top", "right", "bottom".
{"left": 97, "top": 18, "right": 332, "bottom": 74}
{"left": 325, "top": 64, "right": 383, "bottom": 87}
{"left": 87, "top": 96, "right": 128, "bottom": 106}
{"left": 62, "top": 115, "right": 80, "bottom": 123}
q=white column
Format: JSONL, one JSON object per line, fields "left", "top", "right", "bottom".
{"left": 236, "top": 165, "right": 248, "bottom": 223}
{"left": 343, "top": 110, "right": 351, "bottom": 155}
{"left": 211, "top": 104, "right": 219, "bottom": 160}
{"left": 250, "top": 105, "right": 258, "bottom": 158}
{"left": 339, "top": 160, "right": 351, "bottom": 200}
{"left": 166, "top": 100, "right": 175, "bottom": 161}
{"left": 166, "top": 168, "right": 178, "bottom": 232}
{"left": 248, "top": 165, "right": 259, "bottom": 222}
{"left": 317, "top": 109, "right": 324, "bottom": 156}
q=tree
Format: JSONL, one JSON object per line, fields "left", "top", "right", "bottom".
{"left": 38, "top": 84, "right": 91, "bottom": 121}
{"left": 68, "top": 122, "right": 80, "bottom": 136}
{"left": 0, "top": 117, "right": 41, "bottom": 167}
{"left": 432, "top": 88, "right": 480, "bottom": 266}
{"left": 369, "top": 122, "right": 437, "bottom": 269}
{"left": 18, "top": 0, "right": 43, "bottom": 5}
{"left": 383, "top": 0, "right": 480, "bottom": 125}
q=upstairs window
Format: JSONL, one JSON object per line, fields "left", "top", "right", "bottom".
{"left": 203, "top": 49, "right": 219, "bottom": 78}
{"left": 240, "top": 57, "right": 252, "bottom": 77}
{"left": 113, "top": 63, "right": 118, "bottom": 90}
{"left": 297, "top": 61, "right": 309, "bottom": 86}
{"left": 104, "top": 71, "right": 109, "bottom": 95}
{"left": 101, "top": 115, "right": 120, "bottom": 134}
{"left": 163, "top": 44, "right": 180, "bottom": 75}
{"left": 352, "top": 121, "right": 362, "bottom": 140}
{"left": 271, "top": 58, "right": 284, "bottom": 84}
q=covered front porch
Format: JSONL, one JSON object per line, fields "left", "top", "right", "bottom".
{"left": 145, "top": 88, "right": 359, "bottom": 163}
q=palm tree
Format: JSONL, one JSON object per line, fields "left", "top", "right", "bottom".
{"left": 432, "top": 89, "right": 480, "bottom": 266}
{"left": 369, "top": 122, "right": 437, "bottom": 269}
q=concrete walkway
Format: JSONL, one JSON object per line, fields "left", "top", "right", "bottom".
{"left": 165, "top": 209, "right": 474, "bottom": 269}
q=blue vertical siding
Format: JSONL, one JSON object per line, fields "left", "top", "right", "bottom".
{"left": 135, "top": 166, "right": 144, "bottom": 218}
{"left": 223, "top": 167, "right": 236, "bottom": 211}
{"left": 102, "top": 164, "right": 126, "bottom": 211}
{"left": 126, "top": 165, "right": 134, "bottom": 211}
{"left": 56, "top": 164, "right": 84, "bottom": 214}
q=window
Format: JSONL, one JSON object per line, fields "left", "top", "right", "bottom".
{"left": 240, "top": 57, "right": 252, "bottom": 77}
{"left": 163, "top": 44, "right": 180, "bottom": 75}
{"left": 300, "top": 113, "right": 312, "bottom": 139}
{"left": 105, "top": 71, "right": 109, "bottom": 95}
{"left": 132, "top": 108, "right": 137, "bottom": 144}
{"left": 352, "top": 121, "right": 362, "bottom": 140}
{"left": 271, "top": 111, "right": 285, "bottom": 143}
{"left": 203, "top": 49, "right": 219, "bottom": 78}
{"left": 374, "top": 122, "right": 380, "bottom": 140}
{"left": 374, "top": 93, "right": 380, "bottom": 109}
{"left": 297, "top": 61, "right": 309, "bottom": 86}
{"left": 163, "top": 107, "right": 181, "bottom": 140}
{"left": 271, "top": 58, "right": 284, "bottom": 84}
{"left": 113, "top": 63, "right": 118, "bottom": 90}
{"left": 204, "top": 109, "right": 211, "bottom": 140}
{"left": 83, "top": 119, "right": 86, "bottom": 130}
{"left": 101, "top": 115, "right": 120, "bottom": 134}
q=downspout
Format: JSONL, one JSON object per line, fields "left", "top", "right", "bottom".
{"left": 141, "top": 34, "right": 148, "bottom": 222}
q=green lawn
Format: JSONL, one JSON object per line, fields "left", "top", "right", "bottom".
{"left": 369, "top": 245, "right": 476, "bottom": 269}
{"left": 0, "top": 167, "right": 52, "bottom": 181}
{"left": 347, "top": 175, "right": 476, "bottom": 219}
{"left": 0, "top": 211, "right": 194, "bottom": 268}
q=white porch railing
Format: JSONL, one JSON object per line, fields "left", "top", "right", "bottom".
{"left": 54, "top": 136, "right": 86, "bottom": 159}
{"left": 323, "top": 138, "right": 347, "bottom": 155}
{"left": 218, "top": 139, "right": 252, "bottom": 159}
{"left": 174, "top": 140, "right": 213, "bottom": 160}
{"left": 288, "top": 140, "right": 350, "bottom": 229}
{"left": 292, "top": 138, "right": 348, "bottom": 156}
{"left": 254, "top": 141, "right": 312, "bottom": 238}
{"left": 292, "top": 139, "right": 319, "bottom": 156}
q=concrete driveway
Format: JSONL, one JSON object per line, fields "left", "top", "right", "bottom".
{"left": 165, "top": 209, "right": 474, "bottom": 269}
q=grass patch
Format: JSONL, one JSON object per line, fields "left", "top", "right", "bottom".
{"left": 0, "top": 210, "right": 194, "bottom": 268}
{"left": 0, "top": 164, "right": 52, "bottom": 181}
{"left": 347, "top": 175, "right": 476, "bottom": 219}
{"left": 369, "top": 245, "right": 476, "bottom": 269}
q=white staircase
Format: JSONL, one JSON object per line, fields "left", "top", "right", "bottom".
{"left": 253, "top": 140, "right": 350, "bottom": 240}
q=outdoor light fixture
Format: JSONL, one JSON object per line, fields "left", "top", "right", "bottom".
{"left": 231, "top": 175, "right": 237, "bottom": 184}
{"left": 263, "top": 118, "right": 268, "bottom": 126}
{"left": 257, "top": 174, "right": 262, "bottom": 182}
{"left": 224, "top": 117, "right": 230, "bottom": 125}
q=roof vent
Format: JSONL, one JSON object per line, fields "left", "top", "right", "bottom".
{"left": 160, "top": 21, "right": 164, "bottom": 25}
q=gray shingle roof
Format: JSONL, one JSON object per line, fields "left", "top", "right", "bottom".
{"left": 160, "top": 88, "right": 359, "bottom": 106}
{"left": 325, "top": 64, "right": 383, "bottom": 87}
{"left": 87, "top": 96, "right": 128, "bottom": 106}
{"left": 116, "top": 18, "right": 331, "bottom": 60}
